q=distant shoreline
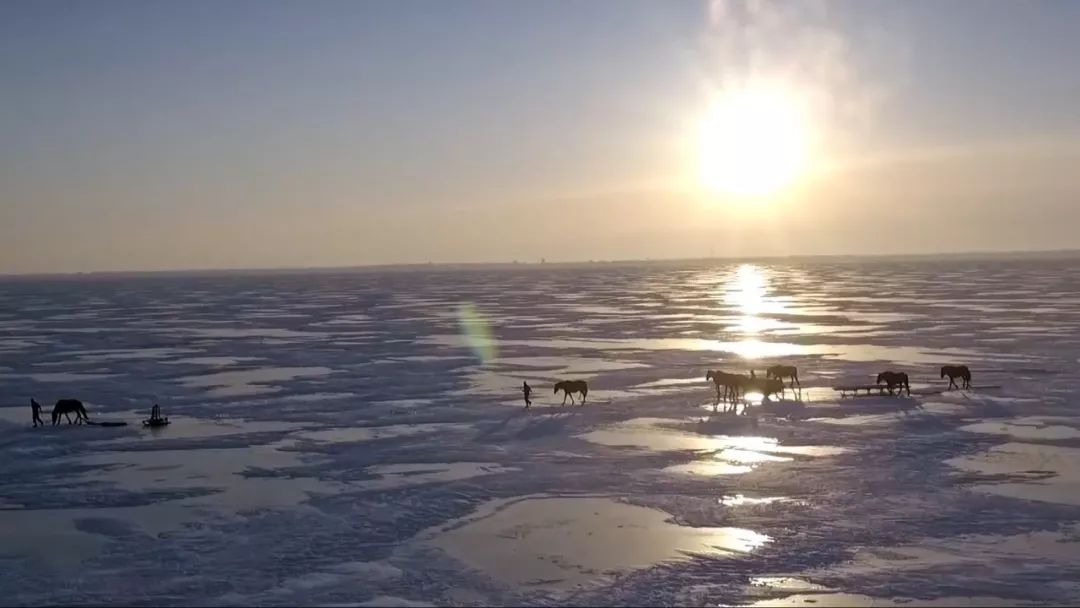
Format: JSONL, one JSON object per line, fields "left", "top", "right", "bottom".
{"left": 2, "top": 247, "right": 1078, "bottom": 281}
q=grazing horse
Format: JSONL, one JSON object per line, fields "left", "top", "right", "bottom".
{"left": 52, "top": 398, "right": 89, "bottom": 425}
{"left": 553, "top": 380, "right": 588, "bottom": 405}
{"left": 876, "top": 371, "right": 910, "bottom": 396}
{"left": 706, "top": 370, "right": 742, "bottom": 406}
{"left": 742, "top": 376, "right": 786, "bottom": 402}
{"left": 765, "top": 365, "right": 801, "bottom": 391}
{"left": 941, "top": 365, "right": 972, "bottom": 390}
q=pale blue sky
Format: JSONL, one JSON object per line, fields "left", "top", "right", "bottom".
{"left": 3, "top": 0, "right": 1079, "bottom": 273}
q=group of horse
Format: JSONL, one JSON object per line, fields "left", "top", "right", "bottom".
{"left": 705, "top": 365, "right": 799, "bottom": 411}
{"left": 707, "top": 364, "right": 973, "bottom": 411}
{"left": 35, "top": 366, "right": 974, "bottom": 424}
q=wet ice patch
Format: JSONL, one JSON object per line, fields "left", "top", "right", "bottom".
{"left": 297, "top": 423, "right": 471, "bottom": 444}
{"left": 961, "top": 419, "right": 1080, "bottom": 441}
{"left": 178, "top": 366, "right": 334, "bottom": 397}
{"left": 948, "top": 442, "right": 1080, "bottom": 506}
{"left": 362, "top": 462, "right": 519, "bottom": 489}
{"left": 429, "top": 496, "right": 769, "bottom": 589}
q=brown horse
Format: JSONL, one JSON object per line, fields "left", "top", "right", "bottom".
{"left": 554, "top": 380, "right": 588, "bottom": 405}
{"left": 741, "top": 375, "right": 786, "bottom": 402}
{"left": 706, "top": 370, "right": 742, "bottom": 406}
{"left": 52, "top": 399, "right": 89, "bottom": 425}
{"left": 876, "top": 371, "right": 910, "bottom": 396}
{"left": 941, "top": 365, "right": 971, "bottom": 390}
{"left": 765, "top": 365, "right": 801, "bottom": 391}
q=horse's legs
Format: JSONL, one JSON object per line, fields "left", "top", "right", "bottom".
{"left": 561, "top": 392, "right": 567, "bottom": 406}
{"left": 794, "top": 372, "right": 801, "bottom": 388}
{"left": 64, "top": 412, "right": 73, "bottom": 424}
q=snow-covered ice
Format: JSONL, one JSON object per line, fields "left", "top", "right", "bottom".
{"left": 2, "top": 257, "right": 1080, "bottom": 606}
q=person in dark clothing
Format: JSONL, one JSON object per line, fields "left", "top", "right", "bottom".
{"left": 522, "top": 381, "right": 532, "bottom": 409}
{"left": 30, "top": 398, "right": 44, "bottom": 427}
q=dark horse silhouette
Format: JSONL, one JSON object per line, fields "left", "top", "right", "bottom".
{"left": 941, "top": 365, "right": 972, "bottom": 390}
{"left": 765, "top": 365, "right": 801, "bottom": 391}
{"left": 741, "top": 375, "right": 786, "bottom": 402}
{"left": 706, "top": 370, "right": 742, "bottom": 406}
{"left": 52, "top": 398, "right": 89, "bottom": 425}
{"left": 876, "top": 371, "right": 910, "bottom": 396}
{"left": 554, "top": 380, "right": 588, "bottom": 405}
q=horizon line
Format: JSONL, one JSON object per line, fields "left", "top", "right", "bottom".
{"left": 2, "top": 246, "right": 1078, "bottom": 279}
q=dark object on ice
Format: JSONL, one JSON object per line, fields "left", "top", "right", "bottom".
{"left": 941, "top": 365, "right": 972, "bottom": 390}
{"left": 87, "top": 420, "right": 128, "bottom": 427}
{"left": 876, "top": 371, "right": 911, "bottom": 396}
{"left": 143, "top": 404, "right": 169, "bottom": 428}
{"left": 706, "top": 370, "right": 742, "bottom": 405}
{"left": 765, "top": 365, "right": 801, "bottom": 390}
{"left": 522, "top": 381, "right": 532, "bottom": 408}
{"left": 740, "top": 375, "right": 785, "bottom": 401}
{"left": 31, "top": 398, "right": 45, "bottom": 427}
{"left": 52, "top": 399, "right": 89, "bottom": 425}
{"left": 554, "top": 380, "right": 588, "bottom": 405}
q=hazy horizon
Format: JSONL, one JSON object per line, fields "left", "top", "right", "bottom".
{"left": 4, "top": 0, "right": 1080, "bottom": 274}
{"left": 4, "top": 245, "right": 1078, "bottom": 279}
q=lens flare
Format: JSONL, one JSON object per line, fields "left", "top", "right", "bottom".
{"left": 457, "top": 303, "right": 498, "bottom": 364}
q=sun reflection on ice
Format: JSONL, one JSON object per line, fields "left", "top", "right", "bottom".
{"left": 722, "top": 264, "right": 788, "bottom": 359}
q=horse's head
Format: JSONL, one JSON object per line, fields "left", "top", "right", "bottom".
{"left": 876, "top": 372, "right": 885, "bottom": 384}
{"left": 553, "top": 382, "right": 562, "bottom": 394}
{"left": 765, "top": 368, "right": 775, "bottom": 379}
{"left": 31, "top": 398, "right": 39, "bottom": 408}
{"left": 706, "top": 370, "right": 715, "bottom": 381}
{"left": 940, "top": 367, "right": 947, "bottom": 378}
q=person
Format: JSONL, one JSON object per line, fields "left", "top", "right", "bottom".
{"left": 522, "top": 381, "right": 532, "bottom": 409}
{"left": 151, "top": 404, "right": 161, "bottom": 421}
{"left": 31, "top": 398, "right": 44, "bottom": 427}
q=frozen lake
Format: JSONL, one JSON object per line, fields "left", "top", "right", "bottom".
{"left": 2, "top": 256, "right": 1080, "bottom": 606}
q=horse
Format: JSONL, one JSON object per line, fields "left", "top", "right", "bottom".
{"left": 741, "top": 376, "right": 786, "bottom": 402}
{"left": 941, "top": 365, "right": 971, "bottom": 390}
{"left": 765, "top": 365, "right": 801, "bottom": 391}
{"left": 876, "top": 371, "right": 910, "bottom": 396}
{"left": 52, "top": 398, "right": 89, "bottom": 425}
{"left": 553, "top": 380, "right": 588, "bottom": 405}
{"left": 706, "top": 370, "right": 742, "bottom": 406}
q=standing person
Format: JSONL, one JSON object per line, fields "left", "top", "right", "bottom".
{"left": 522, "top": 381, "right": 532, "bottom": 409}
{"left": 30, "top": 398, "right": 44, "bottom": 427}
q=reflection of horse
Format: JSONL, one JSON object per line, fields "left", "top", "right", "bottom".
{"left": 706, "top": 370, "right": 742, "bottom": 405}
{"left": 876, "top": 371, "right": 910, "bottom": 396}
{"left": 52, "top": 399, "right": 89, "bottom": 425}
{"left": 765, "top": 365, "right": 801, "bottom": 391}
{"left": 941, "top": 365, "right": 971, "bottom": 390}
{"left": 554, "top": 380, "right": 588, "bottom": 405}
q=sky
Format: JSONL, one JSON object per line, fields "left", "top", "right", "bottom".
{"left": 2, "top": 0, "right": 1080, "bottom": 273}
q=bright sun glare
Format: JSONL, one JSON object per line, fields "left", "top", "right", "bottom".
{"left": 699, "top": 86, "right": 809, "bottom": 198}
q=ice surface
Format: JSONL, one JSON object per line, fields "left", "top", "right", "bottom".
{"left": 2, "top": 257, "right": 1080, "bottom": 605}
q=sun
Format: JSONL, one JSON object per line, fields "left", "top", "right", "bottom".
{"left": 698, "top": 85, "right": 809, "bottom": 197}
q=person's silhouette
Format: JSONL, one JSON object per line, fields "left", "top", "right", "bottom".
{"left": 522, "top": 382, "right": 532, "bottom": 409}
{"left": 30, "top": 398, "right": 44, "bottom": 427}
